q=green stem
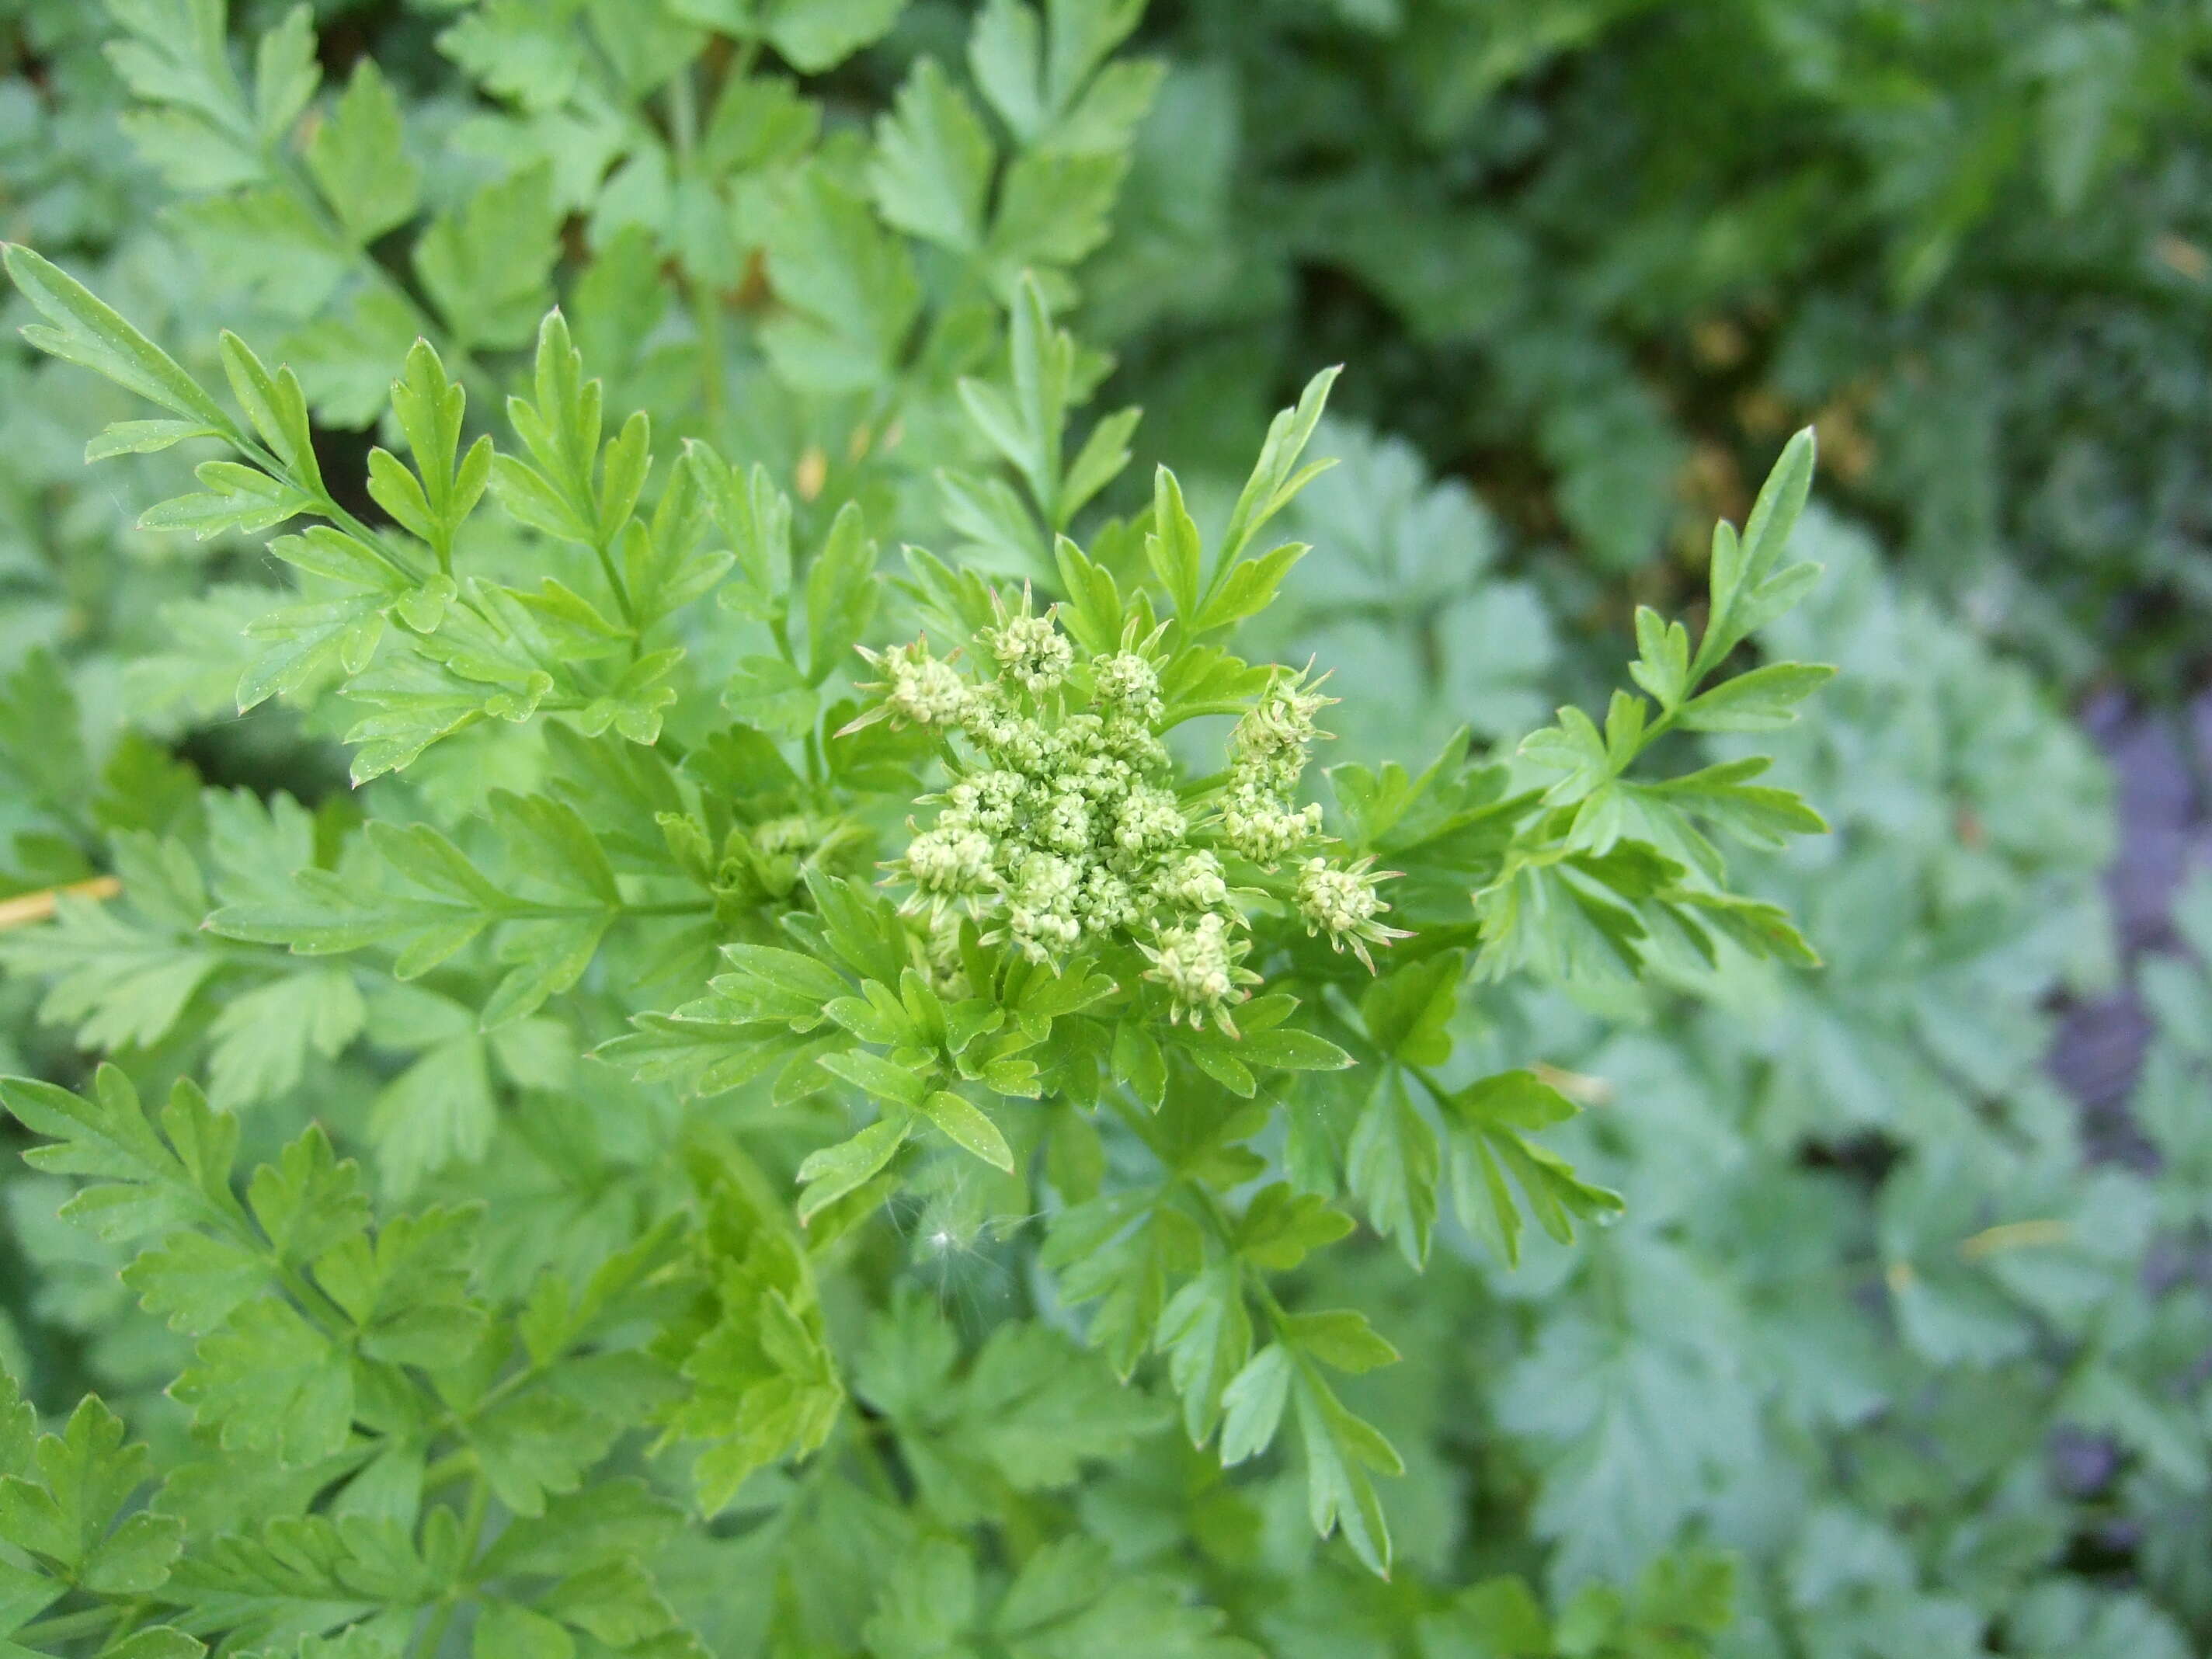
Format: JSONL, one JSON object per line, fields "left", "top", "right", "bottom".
{"left": 270, "top": 1254, "right": 361, "bottom": 1344}
{"left": 142, "top": 1135, "right": 365, "bottom": 1366}
{"left": 427, "top": 1330, "right": 571, "bottom": 1448}
{"left": 666, "top": 57, "right": 698, "bottom": 156}
{"left": 423, "top": 1446, "right": 480, "bottom": 1494}
{"left": 15, "top": 1605, "right": 134, "bottom": 1645}
{"left": 1188, "top": 1178, "right": 1242, "bottom": 1251}
{"left": 414, "top": 1476, "right": 492, "bottom": 1656}
{"left": 1100, "top": 1087, "right": 1160, "bottom": 1151}
{"left": 1406, "top": 1063, "right": 1453, "bottom": 1107}
{"left": 265, "top": 148, "right": 499, "bottom": 413}
{"left": 415, "top": 1591, "right": 461, "bottom": 1653}
{"left": 225, "top": 424, "right": 428, "bottom": 589}
{"left": 1632, "top": 704, "right": 1680, "bottom": 760}
{"left": 1250, "top": 1273, "right": 1292, "bottom": 1333}
{"left": 690, "top": 273, "right": 729, "bottom": 434}
{"left": 842, "top": 1411, "right": 903, "bottom": 1503}
{"left": 489, "top": 899, "right": 710, "bottom": 920}
{"left": 106, "top": 1598, "right": 149, "bottom": 1644}
{"left": 459, "top": 1475, "right": 492, "bottom": 1566}
{"left": 664, "top": 67, "right": 729, "bottom": 433}
{"left": 322, "top": 492, "right": 434, "bottom": 584}
{"left": 593, "top": 536, "right": 640, "bottom": 639}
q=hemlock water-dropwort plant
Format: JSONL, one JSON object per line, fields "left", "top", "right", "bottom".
{"left": 0, "top": 10, "right": 1839, "bottom": 1651}
{"left": 861, "top": 590, "right": 1401, "bottom": 1028}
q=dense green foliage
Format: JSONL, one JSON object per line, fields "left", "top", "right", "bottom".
{"left": 1111, "top": 0, "right": 2212, "bottom": 688}
{"left": 0, "top": 3, "right": 2203, "bottom": 1657}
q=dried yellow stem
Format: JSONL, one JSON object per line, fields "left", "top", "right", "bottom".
{"left": 0, "top": 874, "right": 121, "bottom": 931}
{"left": 1531, "top": 1061, "right": 1615, "bottom": 1107}
{"left": 1958, "top": 1219, "right": 2071, "bottom": 1261}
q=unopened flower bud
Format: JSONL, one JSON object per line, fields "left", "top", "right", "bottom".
{"left": 1294, "top": 855, "right": 1410, "bottom": 970}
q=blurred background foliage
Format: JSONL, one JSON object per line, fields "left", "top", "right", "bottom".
{"left": 1106, "top": 0, "right": 2212, "bottom": 693}
{"left": 1, "top": 0, "right": 2208, "bottom": 1655}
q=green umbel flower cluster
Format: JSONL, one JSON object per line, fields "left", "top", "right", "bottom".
{"left": 854, "top": 594, "right": 1402, "bottom": 1029}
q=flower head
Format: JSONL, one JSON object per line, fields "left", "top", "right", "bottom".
{"left": 857, "top": 579, "right": 1410, "bottom": 1010}
{"left": 1112, "top": 783, "right": 1184, "bottom": 860}
{"left": 921, "top": 909, "right": 972, "bottom": 1002}
{"left": 903, "top": 823, "right": 995, "bottom": 903}
{"left": 1221, "top": 782, "right": 1324, "bottom": 868}
{"left": 752, "top": 815, "right": 825, "bottom": 855}
{"left": 1153, "top": 849, "right": 1230, "bottom": 912}
{"left": 845, "top": 638, "right": 971, "bottom": 732}
{"left": 871, "top": 597, "right": 1223, "bottom": 966}
{"left": 1294, "top": 855, "right": 1410, "bottom": 970}
{"left": 1092, "top": 650, "right": 1163, "bottom": 725}
{"left": 1234, "top": 664, "right": 1334, "bottom": 763}
{"left": 1003, "top": 850, "right": 1084, "bottom": 961}
{"left": 1140, "top": 912, "right": 1260, "bottom": 1032}
{"left": 981, "top": 586, "right": 1073, "bottom": 695}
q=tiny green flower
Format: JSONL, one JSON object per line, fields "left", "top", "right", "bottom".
{"left": 1005, "top": 850, "right": 1084, "bottom": 959}
{"left": 1234, "top": 665, "right": 1334, "bottom": 765}
{"left": 847, "top": 638, "right": 971, "bottom": 731}
{"left": 1294, "top": 855, "right": 1410, "bottom": 970}
{"left": 905, "top": 823, "right": 995, "bottom": 903}
{"left": 981, "top": 586, "right": 1073, "bottom": 695}
{"left": 1153, "top": 849, "right": 1230, "bottom": 912}
{"left": 1221, "top": 783, "right": 1323, "bottom": 868}
{"left": 1139, "top": 912, "right": 1260, "bottom": 1032}
{"left": 1092, "top": 649, "right": 1164, "bottom": 723}
{"left": 753, "top": 814, "right": 826, "bottom": 855}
